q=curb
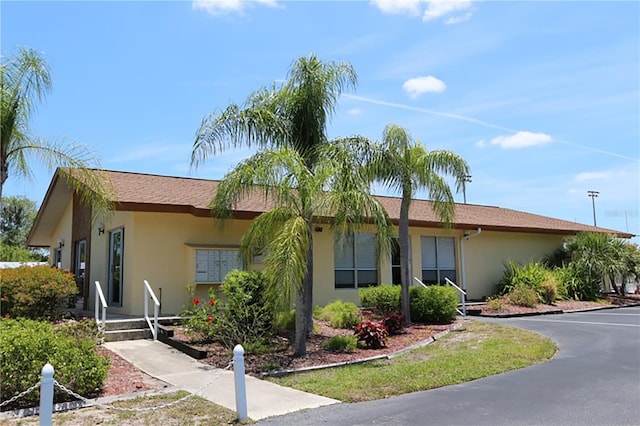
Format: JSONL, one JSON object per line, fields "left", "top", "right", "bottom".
{"left": 469, "top": 300, "right": 640, "bottom": 318}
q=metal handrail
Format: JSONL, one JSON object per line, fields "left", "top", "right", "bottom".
{"left": 413, "top": 277, "right": 428, "bottom": 288}
{"left": 445, "top": 277, "right": 467, "bottom": 316}
{"left": 94, "top": 281, "right": 107, "bottom": 329}
{"left": 144, "top": 280, "right": 160, "bottom": 340}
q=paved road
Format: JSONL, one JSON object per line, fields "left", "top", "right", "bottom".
{"left": 258, "top": 306, "right": 640, "bottom": 425}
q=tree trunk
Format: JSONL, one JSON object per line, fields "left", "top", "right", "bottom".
{"left": 293, "top": 288, "right": 307, "bottom": 356}
{"left": 305, "top": 220, "right": 314, "bottom": 333}
{"left": 399, "top": 192, "right": 412, "bottom": 324}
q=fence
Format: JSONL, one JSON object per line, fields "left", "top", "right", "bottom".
{"left": 0, "top": 345, "right": 248, "bottom": 425}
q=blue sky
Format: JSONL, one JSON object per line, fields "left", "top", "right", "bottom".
{"left": 2, "top": 0, "right": 639, "bottom": 240}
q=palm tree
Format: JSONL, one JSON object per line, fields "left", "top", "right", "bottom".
{"left": 1, "top": 47, "right": 112, "bottom": 217}
{"left": 191, "top": 54, "right": 358, "bottom": 333}
{"left": 369, "top": 124, "right": 470, "bottom": 323}
{"left": 191, "top": 54, "right": 357, "bottom": 169}
{"left": 212, "top": 144, "right": 392, "bottom": 356}
{"left": 564, "top": 232, "right": 637, "bottom": 297}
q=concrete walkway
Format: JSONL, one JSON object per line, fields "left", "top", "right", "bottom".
{"left": 104, "top": 340, "right": 339, "bottom": 421}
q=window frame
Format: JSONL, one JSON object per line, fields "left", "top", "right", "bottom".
{"left": 420, "top": 236, "right": 457, "bottom": 285}
{"left": 334, "top": 233, "right": 378, "bottom": 289}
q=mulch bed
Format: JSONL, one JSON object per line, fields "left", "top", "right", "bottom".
{"left": 167, "top": 319, "right": 465, "bottom": 377}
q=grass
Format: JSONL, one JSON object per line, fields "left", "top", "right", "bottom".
{"left": 267, "top": 322, "right": 556, "bottom": 402}
{"left": 1, "top": 391, "right": 242, "bottom": 426}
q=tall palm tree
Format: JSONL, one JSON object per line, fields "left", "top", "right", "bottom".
{"left": 1, "top": 47, "right": 112, "bottom": 216}
{"left": 369, "top": 124, "right": 470, "bottom": 323}
{"left": 212, "top": 144, "right": 392, "bottom": 356}
{"left": 191, "top": 54, "right": 358, "bottom": 332}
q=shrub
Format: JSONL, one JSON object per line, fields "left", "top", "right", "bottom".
{"left": 323, "top": 335, "right": 358, "bottom": 352}
{"left": 553, "top": 263, "right": 600, "bottom": 301}
{"left": 274, "top": 309, "right": 296, "bottom": 331}
{"left": 354, "top": 320, "right": 388, "bottom": 349}
{"left": 359, "top": 285, "right": 401, "bottom": 315}
{"left": 316, "top": 300, "right": 361, "bottom": 329}
{"left": 0, "top": 265, "right": 76, "bottom": 320}
{"left": 486, "top": 296, "right": 505, "bottom": 311}
{"left": 215, "top": 270, "right": 275, "bottom": 350}
{"left": 0, "top": 319, "right": 109, "bottom": 410}
{"left": 508, "top": 285, "right": 539, "bottom": 308}
{"left": 382, "top": 313, "right": 405, "bottom": 335}
{"left": 409, "top": 286, "right": 458, "bottom": 324}
{"left": 540, "top": 278, "right": 558, "bottom": 304}
{"left": 495, "top": 260, "right": 549, "bottom": 297}
{"left": 181, "top": 287, "right": 220, "bottom": 342}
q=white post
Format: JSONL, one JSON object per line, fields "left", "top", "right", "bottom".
{"left": 233, "top": 344, "right": 248, "bottom": 422}
{"left": 39, "top": 363, "right": 54, "bottom": 426}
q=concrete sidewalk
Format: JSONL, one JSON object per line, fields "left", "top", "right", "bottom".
{"left": 104, "top": 340, "right": 339, "bottom": 421}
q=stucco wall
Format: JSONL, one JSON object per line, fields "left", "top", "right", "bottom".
{"left": 50, "top": 201, "right": 73, "bottom": 270}
{"left": 462, "top": 230, "right": 564, "bottom": 299}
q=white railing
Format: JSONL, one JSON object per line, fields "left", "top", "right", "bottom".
{"left": 94, "top": 281, "right": 107, "bottom": 329}
{"left": 414, "top": 277, "right": 467, "bottom": 316}
{"left": 445, "top": 277, "right": 467, "bottom": 316}
{"left": 143, "top": 280, "right": 160, "bottom": 341}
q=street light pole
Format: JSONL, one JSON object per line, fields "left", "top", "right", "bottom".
{"left": 587, "top": 190, "right": 599, "bottom": 226}
{"left": 463, "top": 175, "right": 472, "bottom": 204}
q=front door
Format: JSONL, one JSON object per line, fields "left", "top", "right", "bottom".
{"left": 107, "top": 228, "right": 124, "bottom": 307}
{"left": 74, "top": 239, "right": 87, "bottom": 306}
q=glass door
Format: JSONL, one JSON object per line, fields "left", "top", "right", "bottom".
{"left": 74, "top": 239, "right": 87, "bottom": 300}
{"left": 108, "top": 228, "right": 124, "bottom": 307}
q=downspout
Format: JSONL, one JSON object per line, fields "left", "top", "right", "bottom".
{"left": 460, "top": 228, "right": 482, "bottom": 300}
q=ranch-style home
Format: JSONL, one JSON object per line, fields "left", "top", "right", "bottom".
{"left": 27, "top": 168, "right": 632, "bottom": 317}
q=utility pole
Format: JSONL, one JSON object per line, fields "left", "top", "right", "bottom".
{"left": 587, "top": 190, "right": 599, "bottom": 226}
{"left": 463, "top": 175, "right": 472, "bottom": 204}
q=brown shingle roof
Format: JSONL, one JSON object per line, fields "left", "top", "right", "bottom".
{"left": 102, "top": 169, "right": 632, "bottom": 238}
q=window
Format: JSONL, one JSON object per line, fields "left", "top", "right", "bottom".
{"left": 390, "top": 238, "right": 401, "bottom": 285}
{"left": 335, "top": 233, "right": 378, "bottom": 289}
{"left": 420, "top": 236, "right": 456, "bottom": 285}
{"left": 195, "top": 249, "right": 241, "bottom": 283}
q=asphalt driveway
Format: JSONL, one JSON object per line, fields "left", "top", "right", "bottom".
{"left": 258, "top": 306, "right": 640, "bottom": 425}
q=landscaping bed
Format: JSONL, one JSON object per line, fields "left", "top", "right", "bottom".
{"left": 468, "top": 293, "right": 640, "bottom": 317}
{"left": 165, "top": 318, "right": 465, "bottom": 377}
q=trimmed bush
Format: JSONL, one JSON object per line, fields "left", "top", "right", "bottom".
{"left": 359, "top": 285, "right": 401, "bottom": 315}
{"left": 323, "top": 335, "right": 358, "bottom": 352}
{"left": 0, "top": 319, "right": 109, "bottom": 410}
{"left": 0, "top": 265, "right": 76, "bottom": 320}
{"left": 409, "top": 286, "right": 458, "bottom": 324}
{"left": 508, "top": 285, "right": 539, "bottom": 308}
{"left": 316, "top": 300, "right": 361, "bottom": 329}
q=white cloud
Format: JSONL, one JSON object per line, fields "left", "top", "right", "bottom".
{"left": 489, "top": 131, "right": 553, "bottom": 149}
{"left": 371, "top": 0, "right": 474, "bottom": 23}
{"left": 402, "top": 75, "right": 446, "bottom": 98}
{"left": 192, "top": 0, "right": 278, "bottom": 16}
{"left": 575, "top": 171, "right": 612, "bottom": 182}
{"left": 347, "top": 108, "right": 363, "bottom": 116}
{"left": 423, "top": 0, "right": 473, "bottom": 22}
{"left": 370, "top": 0, "right": 422, "bottom": 16}
{"left": 475, "top": 140, "right": 486, "bottom": 148}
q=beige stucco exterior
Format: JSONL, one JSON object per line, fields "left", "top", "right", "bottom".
{"left": 45, "top": 197, "right": 568, "bottom": 316}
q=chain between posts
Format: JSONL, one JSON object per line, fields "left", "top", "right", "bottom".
{"left": 1, "top": 360, "right": 233, "bottom": 415}
{"left": 53, "top": 361, "right": 234, "bottom": 413}
{"left": 0, "top": 383, "right": 41, "bottom": 409}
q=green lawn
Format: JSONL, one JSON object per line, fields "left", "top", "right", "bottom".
{"left": 267, "top": 321, "right": 556, "bottom": 402}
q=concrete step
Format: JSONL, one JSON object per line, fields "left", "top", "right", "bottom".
{"left": 104, "top": 316, "right": 183, "bottom": 331}
{"left": 105, "top": 328, "right": 152, "bottom": 342}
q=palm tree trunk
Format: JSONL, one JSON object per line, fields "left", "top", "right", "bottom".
{"left": 294, "top": 289, "right": 307, "bottom": 356}
{"left": 399, "top": 193, "right": 412, "bottom": 324}
{"left": 305, "top": 220, "right": 314, "bottom": 333}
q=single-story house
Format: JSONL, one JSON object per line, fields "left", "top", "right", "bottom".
{"left": 27, "top": 168, "right": 633, "bottom": 316}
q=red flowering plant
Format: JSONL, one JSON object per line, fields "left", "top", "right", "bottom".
{"left": 181, "top": 286, "right": 220, "bottom": 342}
